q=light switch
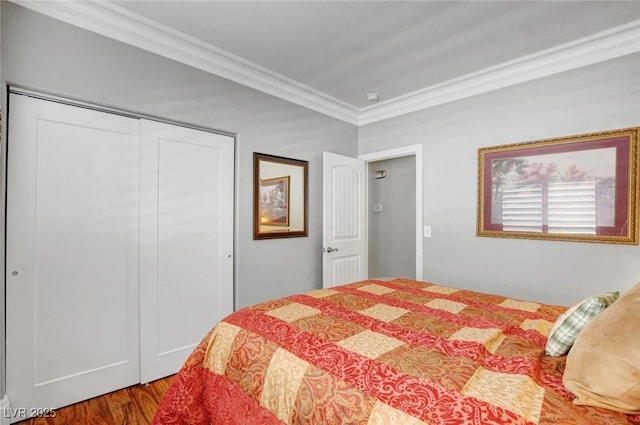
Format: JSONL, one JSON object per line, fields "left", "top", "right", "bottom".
{"left": 373, "top": 204, "right": 383, "bottom": 213}
{"left": 423, "top": 225, "right": 432, "bottom": 237}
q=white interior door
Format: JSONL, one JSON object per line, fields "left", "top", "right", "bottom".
{"left": 6, "top": 94, "right": 140, "bottom": 419}
{"left": 139, "top": 120, "right": 234, "bottom": 383}
{"left": 322, "top": 152, "right": 366, "bottom": 288}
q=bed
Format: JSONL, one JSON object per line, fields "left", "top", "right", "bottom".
{"left": 151, "top": 278, "right": 640, "bottom": 425}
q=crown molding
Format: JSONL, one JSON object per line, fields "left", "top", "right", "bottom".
{"left": 11, "top": 0, "right": 360, "bottom": 124}
{"left": 11, "top": 1, "right": 640, "bottom": 127}
{"left": 358, "top": 19, "right": 640, "bottom": 125}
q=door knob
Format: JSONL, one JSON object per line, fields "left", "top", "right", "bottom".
{"left": 325, "top": 247, "right": 338, "bottom": 253}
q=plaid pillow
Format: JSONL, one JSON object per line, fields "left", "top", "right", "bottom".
{"left": 545, "top": 291, "right": 619, "bottom": 357}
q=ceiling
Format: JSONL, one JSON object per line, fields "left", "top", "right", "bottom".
{"left": 13, "top": 1, "right": 640, "bottom": 124}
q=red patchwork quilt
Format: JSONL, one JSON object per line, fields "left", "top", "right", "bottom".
{"left": 152, "top": 279, "right": 639, "bottom": 424}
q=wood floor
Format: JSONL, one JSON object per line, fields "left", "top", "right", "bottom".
{"left": 17, "top": 375, "right": 174, "bottom": 425}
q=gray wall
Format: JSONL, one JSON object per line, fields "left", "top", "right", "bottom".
{"left": 0, "top": 1, "right": 357, "bottom": 310}
{"left": 368, "top": 157, "right": 416, "bottom": 279}
{"left": 359, "top": 52, "right": 640, "bottom": 306}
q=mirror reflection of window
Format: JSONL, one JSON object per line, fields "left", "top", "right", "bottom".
{"left": 501, "top": 181, "right": 597, "bottom": 235}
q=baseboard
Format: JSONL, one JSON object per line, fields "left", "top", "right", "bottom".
{"left": 0, "top": 395, "right": 10, "bottom": 425}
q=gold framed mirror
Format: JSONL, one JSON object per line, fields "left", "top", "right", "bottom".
{"left": 254, "top": 152, "right": 308, "bottom": 239}
{"left": 478, "top": 127, "right": 640, "bottom": 244}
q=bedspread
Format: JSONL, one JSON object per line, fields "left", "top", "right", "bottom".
{"left": 152, "top": 279, "right": 639, "bottom": 425}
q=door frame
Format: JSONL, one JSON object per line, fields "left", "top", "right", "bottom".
{"left": 358, "top": 144, "right": 423, "bottom": 281}
{"left": 1, "top": 82, "right": 9, "bottom": 421}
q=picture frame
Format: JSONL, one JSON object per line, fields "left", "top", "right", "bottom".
{"left": 254, "top": 152, "right": 308, "bottom": 239}
{"left": 477, "top": 127, "right": 640, "bottom": 244}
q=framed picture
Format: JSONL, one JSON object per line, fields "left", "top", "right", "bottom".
{"left": 254, "top": 153, "right": 308, "bottom": 239}
{"left": 477, "top": 127, "right": 640, "bottom": 244}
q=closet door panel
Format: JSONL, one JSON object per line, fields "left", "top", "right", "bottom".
{"left": 6, "top": 95, "right": 140, "bottom": 419}
{"left": 140, "top": 120, "right": 234, "bottom": 383}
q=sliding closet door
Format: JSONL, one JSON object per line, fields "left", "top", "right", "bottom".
{"left": 139, "top": 120, "right": 234, "bottom": 383}
{"left": 6, "top": 95, "right": 140, "bottom": 417}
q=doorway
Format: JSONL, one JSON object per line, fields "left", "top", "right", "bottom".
{"left": 359, "top": 144, "right": 423, "bottom": 281}
{"left": 322, "top": 145, "right": 422, "bottom": 288}
{"left": 367, "top": 156, "right": 416, "bottom": 279}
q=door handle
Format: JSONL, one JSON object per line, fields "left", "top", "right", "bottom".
{"left": 325, "top": 247, "right": 339, "bottom": 253}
